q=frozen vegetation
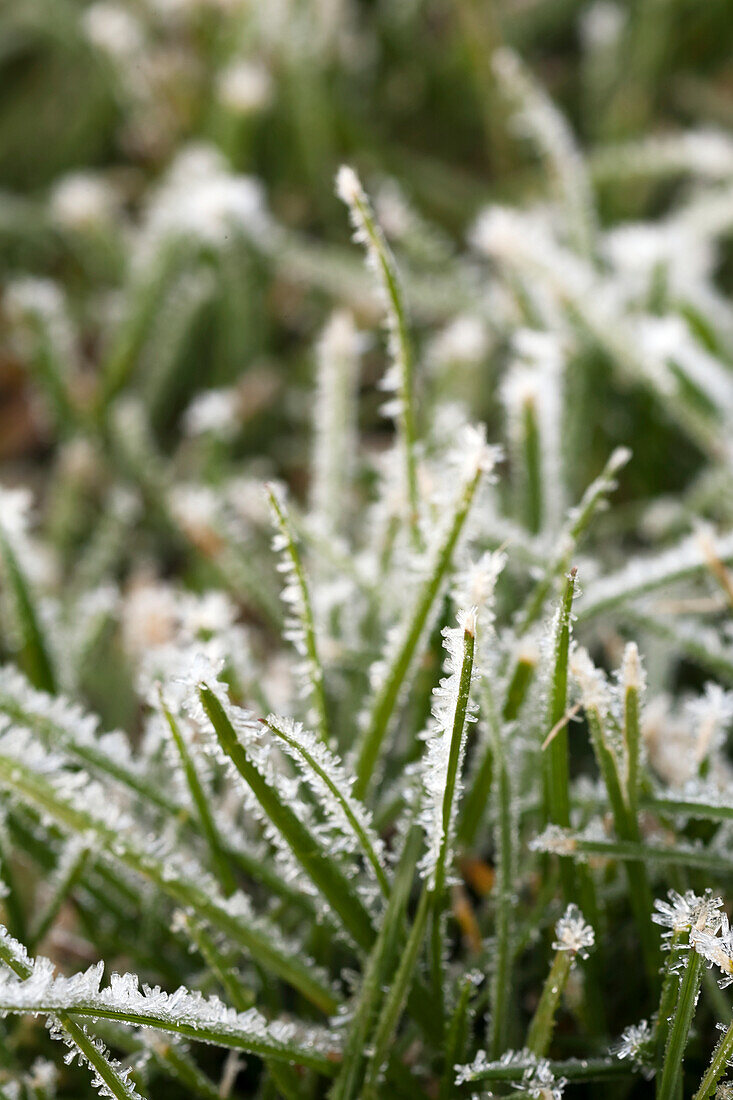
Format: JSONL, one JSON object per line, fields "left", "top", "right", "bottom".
{"left": 4, "top": 1, "right": 733, "bottom": 1097}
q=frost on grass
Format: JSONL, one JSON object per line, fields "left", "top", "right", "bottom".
{"left": 418, "top": 609, "right": 479, "bottom": 885}
{"left": 8, "top": 20, "right": 733, "bottom": 1099}
{"left": 0, "top": 957, "right": 338, "bottom": 1063}
{"left": 552, "top": 904, "right": 595, "bottom": 959}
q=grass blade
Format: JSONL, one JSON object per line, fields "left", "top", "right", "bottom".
{"left": 354, "top": 426, "right": 496, "bottom": 798}
{"left": 267, "top": 483, "right": 331, "bottom": 744}
{"left": 198, "top": 684, "right": 376, "bottom": 951}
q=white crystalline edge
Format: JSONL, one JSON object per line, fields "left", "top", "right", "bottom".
{"left": 569, "top": 646, "right": 612, "bottom": 719}
{"left": 265, "top": 713, "right": 386, "bottom": 876}
{"left": 185, "top": 670, "right": 366, "bottom": 920}
{"left": 359, "top": 424, "right": 499, "bottom": 747}
{"left": 46, "top": 1016, "right": 142, "bottom": 1100}
{"left": 1, "top": 926, "right": 141, "bottom": 1099}
{"left": 418, "top": 611, "right": 479, "bottom": 884}
{"left": 0, "top": 957, "right": 339, "bottom": 1059}
{"left": 578, "top": 528, "right": 733, "bottom": 618}
{"left": 266, "top": 484, "right": 325, "bottom": 724}
{"left": 0, "top": 723, "right": 333, "bottom": 989}
{"left": 0, "top": 663, "right": 141, "bottom": 778}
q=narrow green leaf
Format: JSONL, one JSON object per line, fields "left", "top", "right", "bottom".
{"left": 199, "top": 685, "right": 376, "bottom": 951}
{"left": 354, "top": 431, "right": 493, "bottom": 799}
{"left": 0, "top": 955, "right": 340, "bottom": 1075}
{"left": 532, "top": 828, "right": 733, "bottom": 876}
{"left": 544, "top": 569, "right": 576, "bottom": 832}
{"left": 160, "top": 693, "right": 236, "bottom": 896}
{"left": 657, "top": 949, "right": 704, "bottom": 1100}
{"left": 267, "top": 484, "right": 330, "bottom": 744}
{"left": 525, "top": 948, "right": 575, "bottom": 1057}
{"left": 456, "top": 1054, "right": 631, "bottom": 1085}
{"left": 0, "top": 528, "right": 56, "bottom": 693}
{"left": 439, "top": 971, "right": 477, "bottom": 1099}
{"left": 0, "top": 748, "right": 338, "bottom": 1013}
{"left": 0, "top": 926, "right": 144, "bottom": 1100}
{"left": 693, "top": 1017, "right": 733, "bottom": 1099}
{"left": 265, "top": 714, "right": 388, "bottom": 896}
{"left": 429, "top": 615, "right": 477, "bottom": 1024}
{"left": 329, "top": 824, "right": 422, "bottom": 1100}
{"left": 336, "top": 166, "right": 421, "bottom": 548}
{"left": 517, "top": 447, "right": 630, "bottom": 633}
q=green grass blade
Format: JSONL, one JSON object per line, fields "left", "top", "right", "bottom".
{"left": 0, "top": 926, "right": 144, "bottom": 1100}
{"left": 544, "top": 569, "right": 576, "bottom": 833}
{"left": 693, "top": 1018, "right": 733, "bottom": 1099}
{"left": 0, "top": 528, "right": 56, "bottom": 693}
{"left": 525, "top": 947, "right": 575, "bottom": 1057}
{"left": 516, "top": 447, "right": 630, "bottom": 633}
{"left": 159, "top": 693, "right": 236, "bottom": 896}
{"left": 0, "top": 748, "right": 338, "bottom": 1013}
{"left": 0, "top": 956, "right": 340, "bottom": 1075}
{"left": 336, "top": 166, "right": 421, "bottom": 548}
{"left": 427, "top": 614, "right": 477, "bottom": 1025}
{"left": 354, "top": 430, "right": 495, "bottom": 798}
{"left": 657, "top": 949, "right": 704, "bottom": 1100}
{"left": 198, "top": 685, "right": 376, "bottom": 951}
{"left": 455, "top": 1054, "right": 632, "bottom": 1086}
{"left": 329, "top": 824, "right": 422, "bottom": 1100}
{"left": 267, "top": 484, "right": 330, "bottom": 744}
{"left": 265, "top": 714, "right": 388, "bottom": 896}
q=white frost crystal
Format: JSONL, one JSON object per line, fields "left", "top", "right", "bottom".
{"left": 553, "top": 904, "right": 595, "bottom": 959}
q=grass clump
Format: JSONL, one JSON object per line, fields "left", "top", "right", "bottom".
{"left": 5, "top": 4, "right": 733, "bottom": 1098}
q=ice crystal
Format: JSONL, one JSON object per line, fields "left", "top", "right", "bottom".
{"left": 692, "top": 913, "right": 733, "bottom": 988}
{"left": 652, "top": 889, "right": 724, "bottom": 942}
{"left": 514, "top": 1058, "right": 566, "bottom": 1099}
{"left": 530, "top": 825, "right": 578, "bottom": 858}
{"left": 418, "top": 610, "right": 479, "bottom": 884}
{"left": 553, "top": 904, "right": 595, "bottom": 959}
{"left": 614, "top": 1019, "right": 654, "bottom": 1073}
{"left": 139, "top": 146, "right": 269, "bottom": 256}
{"left": 0, "top": 959, "right": 338, "bottom": 1060}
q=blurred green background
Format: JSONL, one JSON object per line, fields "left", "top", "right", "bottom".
{"left": 2, "top": 0, "right": 733, "bottom": 487}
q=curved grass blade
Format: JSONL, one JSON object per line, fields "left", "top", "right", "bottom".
{"left": 577, "top": 527, "right": 733, "bottom": 623}
{"left": 0, "top": 745, "right": 338, "bottom": 1014}
{"left": 693, "top": 1018, "right": 733, "bottom": 1099}
{"left": 0, "top": 953, "right": 340, "bottom": 1075}
{"left": 199, "top": 685, "right": 376, "bottom": 951}
{"left": 424, "top": 613, "right": 477, "bottom": 1024}
{"left": 0, "top": 926, "right": 144, "bottom": 1100}
{"left": 516, "top": 447, "right": 630, "bottom": 634}
{"left": 267, "top": 484, "right": 330, "bottom": 744}
{"left": 455, "top": 1054, "right": 632, "bottom": 1086}
{"left": 159, "top": 693, "right": 236, "bottom": 897}
{"left": 531, "top": 827, "right": 733, "bottom": 876}
{"left": 354, "top": 427, "right": 496, "bottom": 798}
{"left": 265, "top": 714, "right": 388, "bottom": 897}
